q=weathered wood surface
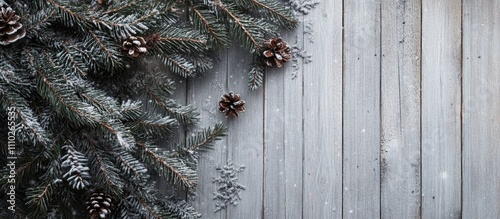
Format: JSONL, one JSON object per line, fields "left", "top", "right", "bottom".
{"left": 343, "top": 0, "right": 381, "bottom": 218}
{"left": 421, "top": 1, "right": 462, "bottom": 218}
{"left": 153, "top": 0, "right": 500, "bottom": 218}
{"left": 462, "top": 0, "right": 500, "bottom": 218}
{"left": 303, "top": 0, "right": 343, "bottom": 218}
{"left": 380, "top": 0, "right": 421, "bottom": 218}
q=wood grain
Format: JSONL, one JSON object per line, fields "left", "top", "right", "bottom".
{"left": 342, "top": 0, "right": 381, "bottom": 218}
{"left": 226, "top": 44, "right": 265, "bottom": 219}
{"left": 169, "top": 1, "right": 500, "bottom": 218}
{"left": 302, "top": 0, "right": 343, "bottom": 218}
{"left": 462, "top": 0, "right": 500, "bottom": 218}
{"left": 421, "top": 0, "right": 462, "bottom": 218}
{"left": 263, "top": 28, "right": 304, "bottom": 218}
{"left": 188, "top": 50, "right": 229, "bottom": 219}
{"left": 263, "top": 48, "right": 287, "bottom": 218}
{"left": 380, "top": 0, "right": 421, "bottom": 218}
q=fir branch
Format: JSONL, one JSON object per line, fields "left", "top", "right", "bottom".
{"left": 25, "top": 9, "right": 57, "bottom": 33}
{"left": 46, "top": 0, "right": 90, "bottom": 32}
{"left": 146, "top": 88, "right": 200, "bottom": 125}
{"left": 0, "top": 0, "right": 295, "bottom": 216}
{"left": 248, "top": 55, "right": 265, "bottom": 90}
{"left": 136, "top": 141, "right": 197, "bottom": 188}
{"left": 78, "top": 90, "right": 116, "bottom": 114}
{"left": 155, "top": 36, "right": 206, "bottom": 53}
{"left": 215, "top": 1, "right": 262, "bottom": 52}
{"left": 240, "top": 0, "right": 298, "bottom": 28}
{"left": 103, "top": 1, "right": 136, "bottom": 15}
{"left": 34, "top": 63, "right": 97, "bottom": 125}
{"left": 25, "top": 147, "right": 61, "bottom": 218}
{"left": 0, "top": 90, "right": 52, "bottom": 147}
{"left": 30, "top": 51, "right": 134, "bottom": 148}
{"left": 90, "top": 12, "right": 152, "bottom": 39}
{"left": 58, "top": 44, "right": 88, "bottom": 77}
{"left": 61, "top": 144, "right": 90, "bottom": 190}
{"left": 27, "top": 51, "right": 118, "bottom": 137}
{"left": 189, "top": 5, "right": 230, "bottom": 48}
{"left": 86, "top": 31, "right": 125, "bottom": 73}
{"left": 163, "top": 199, "right": 202, "bottom": 219}
{"left": 158, "top": 53, "right": 197, "bottom": 78}
{"left": 117, "top": 100, "right": 143, "bottom": 121}
{"left": 172, "top": 123, "right": 226, "bottom": 158}
{"left": 133, "top": 194, "right": 162, "bottom": 219}
{"left": 130, "top": 115, "right": 178, "bottom": 138}
{"left": 16, "top": 155, "right": 46, "bottom": 185}
{"left": 149, "top": 25, "right": 207, "bottom": 55}
{"left": 74, "top": 82, "right": 122, "bottom": 115}
{"left": 112, "top": 149, "right": 148, "bottom": 181}
{"left": 86, "top": 138, "right": 124, "bottom": 196}
{"left": 26, "top": 182, "right": 55, "bottom": 218}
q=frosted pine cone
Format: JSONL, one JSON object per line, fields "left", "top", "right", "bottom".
{"left": 122, "top": 36, "right": 147, "bottom": 57}
{"left": 0, "top": 6, "right": 26, "bottom": 45}
{"left": 86, "top": 191, "right": 114, "bottom": 219}
{"left": 261, "top": 37, "right": 291, "bottom": 68}
{"left": 219, "top": 92, "right": 245, "bottom": 118}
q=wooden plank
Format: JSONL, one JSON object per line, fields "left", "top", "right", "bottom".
{"left": 226, "top": 45, "right": 264, "bottom": 219}
{"left": 263, "top": 29, "right": 303, "bottom": 217}
{"left": 462, "top": 0, "right": 500, "bottom": 218}
{"left": 421, "top": 0, "right": 462, "bottom": 218}
{"left": 380, "top": 0, "right": 421, "bottom": 218}
{"left": 263, "top": 47, "right": 287, "bottom": 218}
{"left": 302, "top": 0, "right": 343, "bottom": 218}
{"left": 188, "top": 51, "right": 229, "bottom": 219}
{"left": 342, "top": 0, "right": 381, "bottom": 218}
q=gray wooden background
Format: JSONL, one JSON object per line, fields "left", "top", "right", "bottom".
{"left": 158, "top": 0, "right": 500, "bottom": 218}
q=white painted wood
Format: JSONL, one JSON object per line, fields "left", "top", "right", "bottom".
{"left": 342, "top": 0, "right": 381, "bottom": 218}
{"left": 226, "top": 44, "right": 264, "bottom": 219}
{"left": 188, "top": 51, "right": 229, "bottom": 219}
{"left": 421, "top": 0, "right": 462, "bottom": 218}
{"left": 263, "top": 51, "right": 287, "bottom": 219}
{"left": 380, "top": 0, "right": 421, "bottom": 218}
{"left": 462, "top": 0, "right": 500, "bottom": 218}
{"left": 301, "top": 0, "right": 343, "bottom": 218}
{"left": 300, "top": 0, "right": 342, "bottom": 218}
{"left": 263, "top": 29, "right": 303, "bottom": 218}
{"left": 282, "top": 36, "right": 306, "bottom": 219}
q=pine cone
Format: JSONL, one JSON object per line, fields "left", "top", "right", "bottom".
{"left": 261, "top": 37, "right": 291, "bottom": 68}
{"left": 122, "top": 36, "right": 147, "bottom": 57}
{"left": 0, "top": 6, "right": 26, "bottom": 45}
{"left": 86, "top": 191, "right": 114, "bottom": 219}
{"left": 219, "top": 92, "right": 245, "bottom": 118}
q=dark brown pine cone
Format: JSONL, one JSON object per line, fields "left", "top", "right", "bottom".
{"left": 219, "top": 92, "right": 245, "bottom": 118}
{"left": 261, "top": 37, "right": 291, "bottom": 68}
{"left": 122, "top": 36, "right": 147, "bottom": 57}
{"left": 86, "top": 191, "right": 114, "bottom": 219}
{"left": 0, "top": 6, "right": 26, "bottom": 45}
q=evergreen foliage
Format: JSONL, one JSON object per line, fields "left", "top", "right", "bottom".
{"left": 0, "top": 0, "right": 294, "bottom": 218}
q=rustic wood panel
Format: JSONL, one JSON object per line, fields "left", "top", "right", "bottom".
{"left": 189, "top": 50, "right": 229, "bottom": 219}
{"left": 380, "top": 0, "right": 421, "bottom": 218}
{"left": 421, "top": 0, "right": 462, "bottom": 218}
{"left": 263, "top": 49, "right": 288, "bottom": 218}
{"left": 170, "top": 1, "right": 500, "bottom": 218}
{"left": 342, "top": 0, "right": 381, "bottom": 218}
{"left": 263, "top": 28, "right": 303, "bottom": 218}
{"left": 302, "top": 0, "right": 343, "bottom": 218}
{"left": 462, "top": 0, "right": 500, "bottom": 218}
{"left": 226, "top": 45, "right": 264, "bottom": 219}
